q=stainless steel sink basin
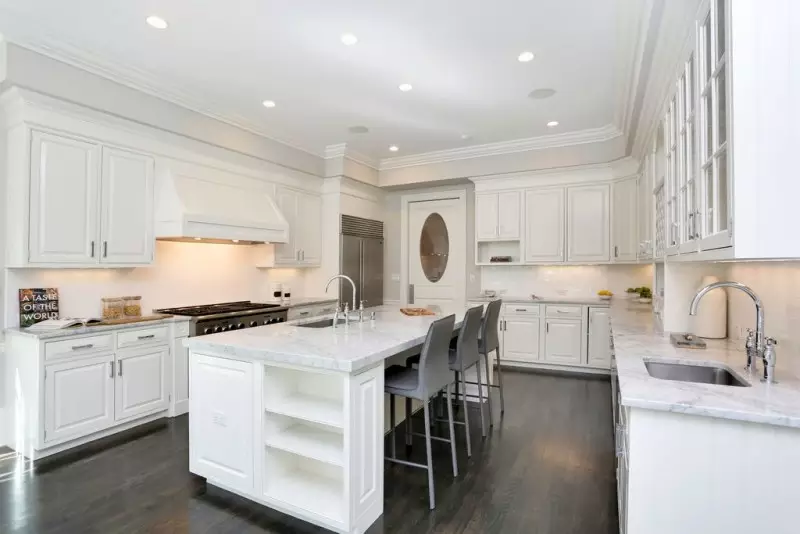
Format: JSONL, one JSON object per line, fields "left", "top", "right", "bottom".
{"left": 644, "top": 360, "right": 750, "bottom": 387}
{"left": 295, "top": 318, "right": 345, "bottom": 328}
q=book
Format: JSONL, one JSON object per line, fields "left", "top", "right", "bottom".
{"left": 19, "top": 288, "right": 59, "bottom": 328}
{"left": 26, "top": 318, "right": 102, "bottom": 331}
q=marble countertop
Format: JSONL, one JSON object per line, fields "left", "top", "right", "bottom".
{"left": 185, "top": 304, "right": 466, "bottom": 373}
{"left": 613, "top": 301, "right": 800, "bottom": 429}
{"left": 468, "top": 294, "right": 612, "bottom": 307}
{"left": 4, "top": 315, "right": 188, "bottom": 340}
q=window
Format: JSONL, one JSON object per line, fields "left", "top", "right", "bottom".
{"left": 699, "top": 0, "right": 730, "bottom": 240}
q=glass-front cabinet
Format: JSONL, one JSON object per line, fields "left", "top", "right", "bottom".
{"left": 658, "top": 0, "right": 731, "bottom": 258}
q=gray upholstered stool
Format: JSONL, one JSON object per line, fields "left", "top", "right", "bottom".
{"left": 385, "top": 314, "right": 458, "bottom": 510}
{"left": 463, "top": 299, "right": 505, "bottom": 425}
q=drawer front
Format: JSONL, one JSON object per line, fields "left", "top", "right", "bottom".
{"left": 45, "top": 334, "right": 114, "bottom": 361}
{"left": 173, "top": 320, "right": 190, "bottom": 338}
{"left": 545, "top": 305, "right": 582, "bottom": 318}
{"left": 288, "top": 306, "right": 315, "bottom": 321}
{"left": 503, "top": 303, "right": 540, "bottom": 316}
{"left": 317, "top": 303, "right": 337, "bottom": 315}
{"left": 116, "top": 326, "right": 169, "bottom": 350}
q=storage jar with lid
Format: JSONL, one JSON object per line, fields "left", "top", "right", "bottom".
{"left": 123, "top": 296, "right": 142, "bottom": 318}
{"left": 102, "top": 297, "right": 124, "bottom": 320}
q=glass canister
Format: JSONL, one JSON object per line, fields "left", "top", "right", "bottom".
{"left": 102, "top": 297, "right": 124, "bottom": 320}
{"left": 123, "top": 296, "right": 142, "bottom": 318}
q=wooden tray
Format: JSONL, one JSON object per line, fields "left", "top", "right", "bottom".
{"left": 400, "top": 308, "right": 436, "bottom": 317}
{"left": 96, "top": 315, "right": 170, "bottom": 326}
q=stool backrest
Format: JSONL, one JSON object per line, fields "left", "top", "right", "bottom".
{"left": 453, "top": 305, "right": 483, "bottom": 369}
{"left": 417, "top": 314, "right": 457, "bottom": 395}
{"left": 480, "top": 299, "right": 503, "bottom": 353}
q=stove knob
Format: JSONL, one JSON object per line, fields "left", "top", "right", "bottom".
{"left": 237, "top": 323, "right": 245, "bottom": 329}
{"left": 250, "top": 321, "right": 258, "bottom": 327}
{"left": 204, "top": 327, "right": 212, "bottom": 335}
{"left": 212, "top": 326, "right": 221, "bottom": 333}
{"left": 278, "top": 317, "right": 286, "bottom": 323}
{"left": 263, "top": 320, "right": 269, "bottom": 325}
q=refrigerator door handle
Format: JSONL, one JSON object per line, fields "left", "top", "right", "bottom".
{"left": 359, "top": 240, "right": 365, "bottom": 299}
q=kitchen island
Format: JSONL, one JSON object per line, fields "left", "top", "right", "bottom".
{"left": 185, "top": 305, "right": 467, "bottom": 534}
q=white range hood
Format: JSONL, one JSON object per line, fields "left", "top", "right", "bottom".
{"left": 155, "top": 171, "right": 289, "bottom": 244}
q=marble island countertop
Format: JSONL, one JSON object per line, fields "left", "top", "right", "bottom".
{"left": 186, "top": 304, "right": 467, "bottom": 373}
{"left": 612, "top": 301, "right": 800, "bottom": 429}
{"left": 468, "top": 294, "right": 612, "bottom": 306}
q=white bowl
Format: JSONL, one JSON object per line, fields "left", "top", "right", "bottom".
{"left": 598, "top": 295, "right": 612, "bottom": 301}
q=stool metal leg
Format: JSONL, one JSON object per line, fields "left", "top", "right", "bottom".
{"left": 483, "top": 351, "right": 494, "bottom": 427}
{"left": 422, "top": 398, "right": 435, "bottom": 509}
{"left": 496, "top": 347, "right": 505, "bottom": 415}
{"left": 453, "top": 371, "right": 460, "bottom": 411}
{"left": 475, "top": 357, "right": 487, "bottom": 437}
{"left": 389, "top": 394, "right": 397, "bottom": 459}
{"left": 459, "top": 368, "right": 472, "bottom": 456}
{"left": 405, "top": 397, "right": 412, "bottom": 446}
{"left": 445, "top": 383, "right": 458, "bottom": 477}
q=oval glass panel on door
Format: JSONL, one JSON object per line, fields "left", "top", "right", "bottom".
{"left": 419, "top": 213, "right": 449, "bottom": 283}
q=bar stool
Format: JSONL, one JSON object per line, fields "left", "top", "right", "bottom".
{"left": 464, "top": 299, "right": 505, "bottom": 425}
{"left": 385, "top": 314, "right": 458, "bottom": 510}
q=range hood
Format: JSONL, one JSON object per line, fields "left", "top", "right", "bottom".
{"left": 155, "top": 171, "right": 289, "bottom": 244}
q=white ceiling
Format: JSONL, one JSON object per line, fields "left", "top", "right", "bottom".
{"left": 0, "top": 0, "right": 637, "bottom": 161}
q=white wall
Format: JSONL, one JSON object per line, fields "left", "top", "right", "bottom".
{"left": 3, "top": 241, "right": 304, "bottom": 325}
{"left": 480, "top": 264, "right": 653, "bottom": 299}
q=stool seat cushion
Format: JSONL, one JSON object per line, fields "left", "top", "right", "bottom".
{"left": 385, "top": 365, "right": 420, "bottom": 394}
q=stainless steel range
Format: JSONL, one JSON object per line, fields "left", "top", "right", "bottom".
{"left": 154, "top": 301, "right": 288, "bottom": 336}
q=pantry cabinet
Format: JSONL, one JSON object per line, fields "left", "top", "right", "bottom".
{"left": 274, "top": 187, "right": 322, "bottom": 267}
{"left": 613, "top": 177, "right": 639, "bottom": 262}
{"left": 567, "top": 184, "right": 610, "bottom": 262}
{"left": 475, "top": 191, "right": 521, "bottom": 240}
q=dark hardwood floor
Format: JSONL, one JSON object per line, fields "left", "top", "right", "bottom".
{"left": 0, "top": 371, "right": 618, "bottom": 534}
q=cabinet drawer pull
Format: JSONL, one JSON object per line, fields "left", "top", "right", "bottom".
{"left": 299, "top": 311, "right": 310, "bottom": 316}
{"left": 71, "top": 343, "right": 94, "bottom": 351}
{"left": 556, "top": 310, "right": 570, "bottom": 314}
{"left": 118, "top": 361, "right": 123, "bottom": 376}
{"left": 103, "top": 241, "right": 108, "bottom": 258}
{"left": 515, "top": 308, "right": 527, "bottom": 312}
{"left": 90, "top": 241, "right": 95, "bottom": 258}
{"left": 137, "top": 334, "right": 156, "bottom": 340}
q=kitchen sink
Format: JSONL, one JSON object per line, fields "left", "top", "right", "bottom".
{"left": 644, "top": 360, "right": 750, "bottom": 387}
{"left": 295, "top": 318, "right": 345, "bottom": 329}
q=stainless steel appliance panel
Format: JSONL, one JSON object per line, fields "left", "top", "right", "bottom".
{"left": 360, "top": 237, "right": 384, "bottom": 307}
{"left": 340, "top": 234, "right": 362, "bottom": 308}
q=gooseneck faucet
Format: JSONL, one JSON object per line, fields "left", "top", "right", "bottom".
{"left": 325, "top": 274, "right": 358, "bottom": 322}
{"left": 689, "top": 281, "right": 776, "bottom": 383}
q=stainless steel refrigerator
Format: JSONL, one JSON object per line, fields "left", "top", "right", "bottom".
{"left": 339, "top": 215, "right": 384, "bottom": 308}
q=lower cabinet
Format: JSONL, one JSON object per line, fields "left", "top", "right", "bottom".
{"left": 114, "top": 347, "right": 169, "bottom": 421}
{"left": 44, "top": 353, "right": 116, "bottom": 444}
{"left": 588, "top": 307, "right": 612, "bottom": 368}
{"left": 544, "top": 319, "right": 583, "bottom": 364}
{"left": 172, "top": 336, "right": 190, "bottom": 416}
{"left": 502, "top": 317, "right": 540, "bottom": 362}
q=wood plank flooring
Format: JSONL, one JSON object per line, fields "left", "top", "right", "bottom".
{"left": 0, "top": 371, "right": 618, "bottom": 534}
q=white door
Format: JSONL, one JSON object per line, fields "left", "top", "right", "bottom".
{"left": 613, "top": 177, "right": 638, "bottom": 262}
{"left": 503, "top": 317, "right": 540, "bottom": 362}
{"left": 44, "top": 354, "right": 115, "bottom": 444}
{"left": 115, "top": 347, "right": 168, "bottom": 421}
{"left": 497, "top": 191, "right": 521, "bottom": 239}
{"left": 408, "top": 197, "right": 466, "bottom": 307}
{"left": 544, "top": 319, "right": 583, "bottom": 364}
{"left": 29, "top": 130, "right": 101, "bottom": 264}
{"left": 525, "top": 188, "right": 565, "bottom": 262}
{"left": 100, "top": 147, "right": 155, "bottom": 264}
{"left": 588, "top": 308, "right": 612, "bottom": 368}
{"left": 274, "top": 188, "right": 298, "bottom": 264}
{"left": 298, "top": 192, "right": 322, "bottom": 265}
{"left": 567, "top": 184, "right": 610, "bottom": 262}
{"left": 172, "top": 336, "right": 190, "bottom": 416}
{"left": 475, "top": 193, "right": 499, "bottom": 240}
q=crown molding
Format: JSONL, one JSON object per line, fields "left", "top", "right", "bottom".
{"left": 613, "top": 0, "right": 653, "bottom": 142}
{"left": 378, "top": 124, "right": 623, "bottom": 171}
{"left": 3, "top": 34, "right": 325, "bottom": 159}
{"left": 324, "top": 143, "right": 379, "bottom": 170}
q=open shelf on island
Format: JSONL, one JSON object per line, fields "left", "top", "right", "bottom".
{"left": 263, "top": 366, "right": 345, "bottom": 429}
{"left": 263, "top": 448, "right": 344, "bottom": 524}
{"left": 265, "top": 416, "right": 344, "bottom": 466}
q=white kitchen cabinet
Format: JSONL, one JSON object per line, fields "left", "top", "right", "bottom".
{"left": 567, "top": 184, "right": 610, "bottom": 262}
{"left": 524, "top": 188, "right": 565, "bottom": 262}
{"left": 588, "top": 307, "right": 612, "bottom": 368}
{"left": 638, "top": 153, "right": 655, "bottom": 259}
{"left": 29, "top": 130, "right": 101, "bottom": 264}
{"left": 114, "top": 347, "right": 168, "bottom": 421}
{"left": 475, "top": 191, "right": 521, "bottom": 240}
{"left": 100, "top": 147, "right": 155, "bottom": 264}
{"left": 613, "top": 177, "right": 638, "bottom": 262}
{"left": 274, "top": 187, "right": 322, "bottom": 267}
{"left": 544, "top": 319, "right": 582, "bottom": 364}
{"left": 172, "top": 336, "right": 190, "bottom": 416}
{"left": 44, "top": 353, "right": 115, "bottom": 444}
{"left": 502, "top": 316, "right": 540, "bottom": 362}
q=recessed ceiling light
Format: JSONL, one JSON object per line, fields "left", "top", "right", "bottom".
{"left": 529, "top": 88, "right": 557, "bottom": 100}
{"left": 262, "top": 100, "right": 276, "bottom": 108}
{"left": 518, "top": 51, "right": 535, "bottom": 63}
{"left": 341, "top": 33, "right": 358, "bottom": 46}
{"left": 547, "top": 121, "right": 560, "bottom": 127}
{"left": 146, "top": 16, "right": 168, "bottom": 30}
{"left": 389, "top": 145, "right": 399, "bottom": 152}
{"left": 399, "top": 83, "right": 413, "bottom": 92}
{"left": 460, "top": 134, "right": 472, "bottom": 140}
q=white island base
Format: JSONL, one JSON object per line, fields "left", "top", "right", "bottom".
{"left": 189, "top": 353, "right": 384, "bottom": 534}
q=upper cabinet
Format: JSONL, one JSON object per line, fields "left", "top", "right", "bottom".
{"left": 475, "top": 191, "right": 520, "bottom": 240}
{"left": 524, "top": 188, "right": 565, "bottom": 263}
{"left": 612, "top": 177, "right": 638, "bottom": 262}
{"left": 567, "top": 184, "right": 610, "bottom": 263}
{"left": 23, "top": 130, "right": 155, "bottom": 267}
{"left": 273, "top": 186, "right": 322, "bottom": 267}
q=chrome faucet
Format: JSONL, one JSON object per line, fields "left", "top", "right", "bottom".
{"left": 325, "top": 275, "right": 360, "bottom": 322}
{"left": 690, "top": 282, "right": 775, "bottom": 380}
